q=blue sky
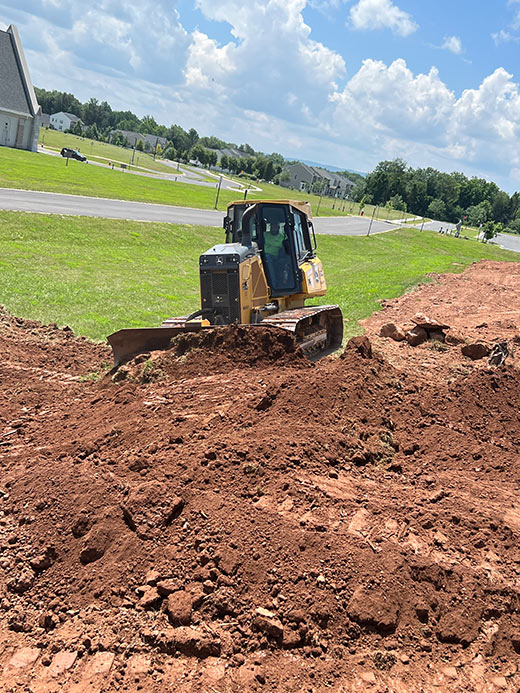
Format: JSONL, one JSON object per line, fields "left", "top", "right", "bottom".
{"left": 2, "top": 0, "right": 520, "bottom": 191}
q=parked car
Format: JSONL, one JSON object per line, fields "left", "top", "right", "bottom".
{"left": 60, "top": 147, "right": 87, "bottom": 162}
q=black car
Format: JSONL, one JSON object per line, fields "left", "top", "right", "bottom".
{"left": 60, "top": 147, "right": 87, "bottom": 162}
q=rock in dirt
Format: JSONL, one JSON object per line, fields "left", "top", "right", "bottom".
{"left": 139, "top": 586, "right": 161, "bottom": 609}
{"left": 342, "top": 336, "right": 372, "bottom": 359}
{"left": 446, "top": 331, "right": 465, "bottom": 345}
{"left": 436, "top": 608, "right": 479, "bottom": 646}
{"left": 166, "top": 590, "right": 193, "bottom": 626}
{"left": 461, "top": 342, "right": 490, "bottom": 360}
{"left": 379, "top": 323, "right": 406, "bottom": 341}
{"left": 79, "top": 525, "right": 112, "bottom": 565}
{"left": 347, "top": 586, "right": 400, "bottom": 634}
{"left": 30, "top": 546, "right": 57, "bottom": 573}
{"left": 122, "top": 482, "right": 184, "bottom": 539}
{"left": 406, "top": 327, "right": 427, "bottom": 347}
{"left": 253, "top": 607, "right": 284, "bottom": 639}
{"left": 146, "top": 626, "right": 220, "bottom": 658}
{"left": 412, "top": 313, "right": 449, "bottom": 330}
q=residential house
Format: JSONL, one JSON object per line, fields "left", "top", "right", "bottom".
{"left": 281, "top": 162, "right": 319, "bottom": 192}
{"left": 49, "top": 111, "right": 82, "bottom": 131}
{"left": 0, "top": 24, "right": 41, "bottom": 151}
{"left": 280, "top": 161, "right": 355, "bottom": 198}
{"left": 312, "top": 167, "right": 355, "bottom": 198}
{"left": 212, "top": 147, "right": 250, "bottom": 164}
{"left": 41, "top": 113, "right": 50, "bottom": 128}
{"left": 110, "top": 129, "right": 167, "bottom": 151}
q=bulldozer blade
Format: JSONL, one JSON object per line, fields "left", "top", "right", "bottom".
{"left": 107, "top": 323, "right": 204, "bottom": 369}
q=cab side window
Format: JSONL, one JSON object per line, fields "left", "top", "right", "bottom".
{"left": 292, "top": 211, "right": 311, "bottom": 262}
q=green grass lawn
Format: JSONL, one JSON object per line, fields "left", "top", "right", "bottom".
{"left": 0, "top": 146, "right": 244, "bottom": 210}
{"left": 0, "top": 211, "right": 517, "bottom": 344}
{"left": 40, "top": 129, "right": 179, "bottom": 175}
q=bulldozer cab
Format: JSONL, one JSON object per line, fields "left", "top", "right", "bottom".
{"left": 224, "top": 201, "right": 316, "bottom": 297}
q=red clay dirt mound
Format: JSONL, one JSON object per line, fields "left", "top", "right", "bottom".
{"left": 1, "top": 263, "right": 520, "bottom": 691}
{"left": 361, "top": 259, "right": 520, "bottom": 383}
{"left": 117, "top": 323, "right": 310, "bottom": 382}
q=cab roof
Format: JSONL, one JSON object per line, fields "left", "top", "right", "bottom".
{"left": 226, "top": 199, "right": 313, "bottom": 220}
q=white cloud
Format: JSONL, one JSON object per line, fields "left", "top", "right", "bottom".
{"left": 442, "top": 36, "right": 462, "bottom": 54}
{"left": 492, "top": 29, "right": 520, "bottom": 44}
{"left": 187, "top": 0, "right": 346, "bottom": 122}
{"left": 328, "top": 60, "right": 520, "bottom": 185}
{"left": 349, "top": 0, "right": 418, "bottom": 37}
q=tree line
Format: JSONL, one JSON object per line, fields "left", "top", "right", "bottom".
{"left": 351, "top": 158, "right": 520, "bottom": 234}
{"left": 35, "top": 88, "right": 283, "bottom": 182}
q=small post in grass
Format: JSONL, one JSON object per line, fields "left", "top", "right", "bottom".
{"left": 367, "top": 206, "right": 377, "bottom": 236}
{"left": 316, "top": 192, "right": 323, "bottom": 215}
{"left": 420, "top": 217, "right": 425, "bottom": 232}
{"left": 214, "top": 175, "right": 223, "bottom": 209}
{"left": 243, "top": 189, "right": 248, "bottom": 201}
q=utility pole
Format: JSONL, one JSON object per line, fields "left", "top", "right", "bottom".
{"left": 420, "top": 217, "right": 425, "bottom": 232}
{"left": 214, "top": 175, "right": 223, "bottom": 209}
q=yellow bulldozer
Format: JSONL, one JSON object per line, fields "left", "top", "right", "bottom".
{"left": 108, "top": 200, "right": 343, "bottom": 366}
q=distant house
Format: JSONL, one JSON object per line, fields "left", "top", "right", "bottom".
{"left": 280, "top": 162, "right": 355, "bottom": 197}
{"left": 49, "top": 111, "right": 82, "bottom": 131}
{"left": 41, "top": 113, "right": 50, "bottom": 128}
{"left": 212, "top": 147, "right": 250, "bottom": 164}
{"left": 282, "top": 162, "right": 319, "bottom": 192}
{"left": 110, "top": 129, "right": 167, "bottom": 151}
{"left": 0, "top": 24, "right": 41, "bottom": 151}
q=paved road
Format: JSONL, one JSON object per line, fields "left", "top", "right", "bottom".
{"left": 412, "top": 219, "right": 520, "bottom": 253}
{"left": 312, "top": 215, "right": 391, "bottom": 236}
{"left": 0, "top": 188, "right": 397, "bottom": 236}
{"left": 0, "top": 188, "right": 225, "bottom": 226}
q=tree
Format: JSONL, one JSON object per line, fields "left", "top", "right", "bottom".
{"left": 190, "top": 143, "right": 207, "bottom": 165}
{"left": 491, "top": 191, "right": 511, "bottom": 224}
{"left": 72, "top": 121, "right": 83, "bottom": 137}
{"left": 187, "top": 128, "right": 199, "bottom": 149}
{"left": 279, "top": 169, "right": 290, "bottom": 185}
{"left": 162, "top": 146, "right": 176, "bottom": 161}
{"left": 136, "top": 139, "right": 144, "bottom": 152}
{"left": 85, "top": 123, "right": 100, "bottom": 140}
{"left": 388, "top": 194, "right": 407, "bottom": 212}
{"left": 482, "top": 221, "right": 499, "bottom": 242}
{"left": 427, "top": 198, "right": 446, "bottom": 221}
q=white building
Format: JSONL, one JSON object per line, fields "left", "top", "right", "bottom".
{"left": 0, "top": 24, "right": 41, "bottom": 151}
{"left": 49, "top": 111, "right": 82, "bottom": 132}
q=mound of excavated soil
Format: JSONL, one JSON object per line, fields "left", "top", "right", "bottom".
{"left": 1, "top": 261, "right": 520, "bottom": 691}
{"left": 361, "top": 260, "right": 520, "bottom": 383}
{"left": 116, "top": 324, "right": 310, "bottom": 384}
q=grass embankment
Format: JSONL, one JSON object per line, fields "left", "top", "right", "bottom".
{"left": 0, "top": 147, "right": 240, "bottom": 210}
{"left": 40, "top": 129, "right": 178, "bottom": 175}
{"left": 0, "top": 211, "right": 516, "bottom": 343}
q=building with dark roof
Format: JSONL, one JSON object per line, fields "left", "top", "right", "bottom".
{"left": 0, "top": 24, "right": 41, "bottom": 152}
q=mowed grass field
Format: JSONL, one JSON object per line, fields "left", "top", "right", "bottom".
{"left": 0, "top": 210, "right": 516, "bottom": 344}
{"left": 0, "top": 146, "right": 242, "bottom": 210}
{"left": 0, "top": 145, "right": 415, "bottom": 220}
{"left": 40, "top": 129, "right": 177, "bottom": 175}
